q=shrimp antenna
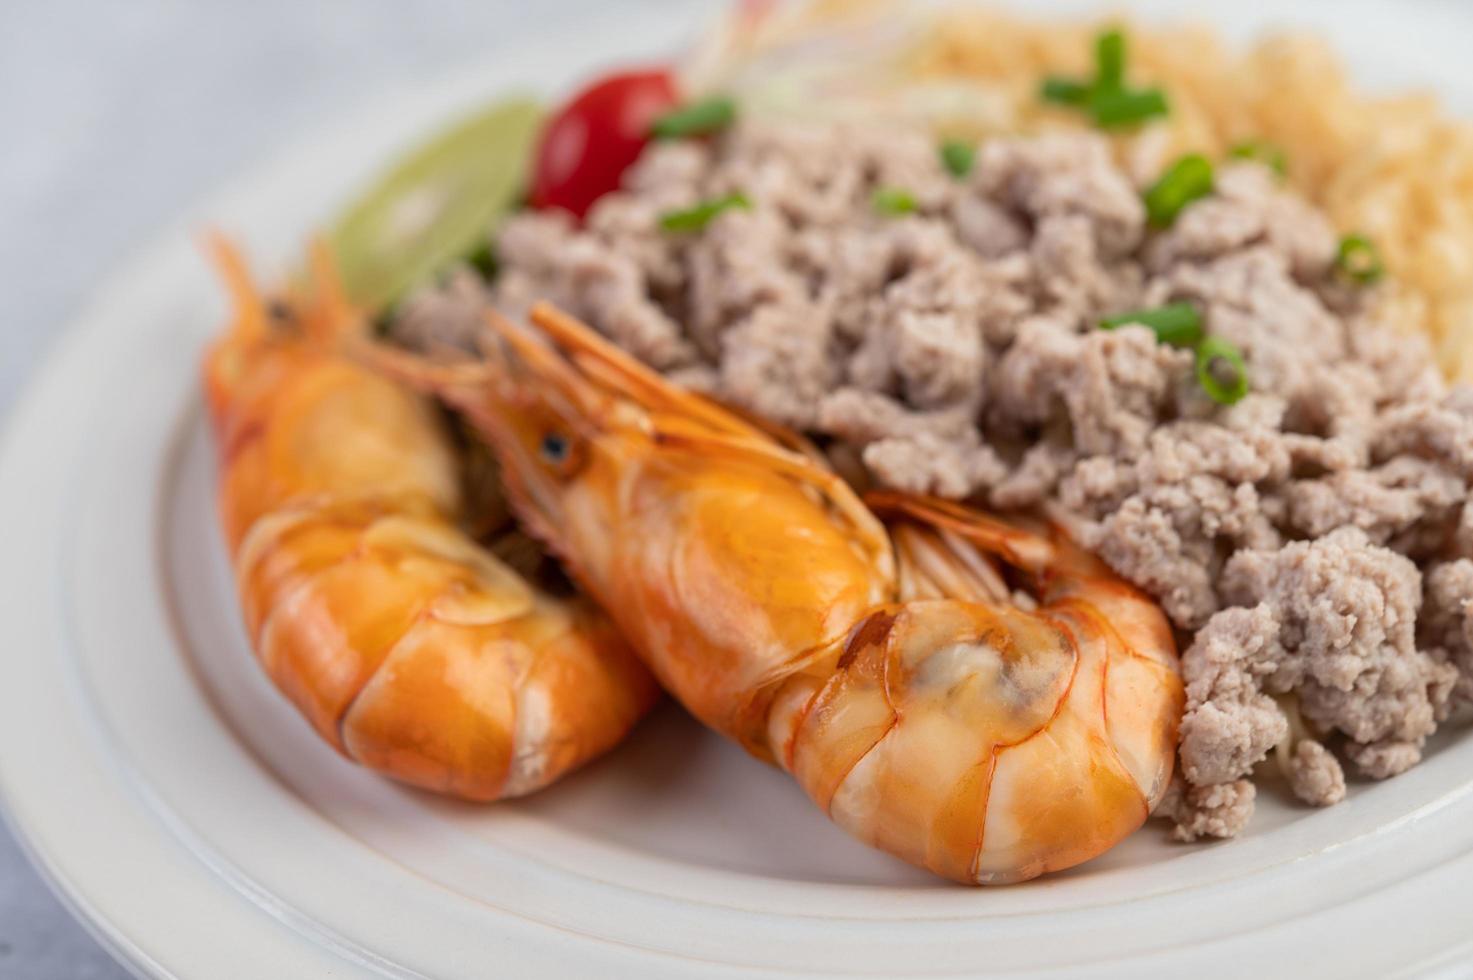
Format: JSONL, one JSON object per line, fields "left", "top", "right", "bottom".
{"left": 205, "top": 232, "right": 269, "bottom": 345}
{"left": 483, "top": 310, "right": 607, "bottom": 425}
{"left": 527, "top": 302, "right": 764, "bottom": 441}
{"left": 302, "top": 238, "right": 362, "bottom": 344}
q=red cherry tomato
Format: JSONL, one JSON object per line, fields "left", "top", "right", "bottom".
{"left": 529, "top": 67, "right": 679, "bottom": 219}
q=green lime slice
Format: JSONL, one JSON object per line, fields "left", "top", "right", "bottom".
{"left": 327, "top": 97, "right": 544, "bottom": 311}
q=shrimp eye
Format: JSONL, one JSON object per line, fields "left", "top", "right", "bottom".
{"left": 539, "top": 432, "right": 571, "bottom": 464}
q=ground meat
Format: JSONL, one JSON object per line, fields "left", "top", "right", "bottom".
{"left": 390, "top": 267, "right": 490, "bottom": 354}
{"left": 1176, "top": 530, "right": 1457, "bottom": 831}
{"left": 1029, "top": 214, "right": 1143, "bottom": 321}
{"left": 1372, "top": 394, "right": 1473, "bottom": 478}
{"left": 990, "top": 320, "right": 1189, "bottom": 456}
{"left": 1159, "top": 778, "right": 1256, "bottom": 843}
{"left": 818, "top": 389, "right": 1006, "bottom": 498}
{"left": 1423, "top": 560, "right": 1473, "bottom": 702}
{"left": 1287, "top": 740, "right": 1347, "bottom": 807}
{"left": 685, "top": 208, "right": 808, "bottom": 359}
{"left": 716, "top": 302, "right": 836, "bottom": 430}
{"left": 494, "top": 209, "right": 697, "bottom": 369}
{"left": 1285, "top": 457, "right": 1466, "bottom": 552}
{"left": 1203, "top": 530, "right": 1456, "bottom": 788}
{"left": 950, "top": 195, "right": 1027, "bottom": 258}
{"left": 1061, "top": 421, "right": 1286, "bottom": 627}
{"left": 1147, "top": 163, "right": 1338, "bottom": 280}
{"left": 969, "top": 131, "right": 1145, "bottom": 257}
{"left": 394, "top": 119, "right": 1473, "bottom": 841}
{"left": 1178, "top": 606, "right": 1289, "bottom": 789}
{"left": 1153, "top": 246, "right": 1347, "bottom": 400}
{"left": 989, "top": 436, "right": 1074, "bottom": 509}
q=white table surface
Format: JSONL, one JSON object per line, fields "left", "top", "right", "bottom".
{"left": 0, "top": 2, "right": 662, "bottom": 976}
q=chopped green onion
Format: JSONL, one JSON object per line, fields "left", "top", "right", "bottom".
{"left": 1096, "top": 28, "right": 1126, "bottom": 90}
{"left": 1040, "top": 76, "right": 1092, "bottom": 106}
{"left": 1335, "top": 233, "right": 1384, "bottom": 285}
{"left": 872, "top": 187, "right": 918, "bottom": 216}
{"left": 940, "top": 140, "right": 976, "bottom": 179}
{"left": 650, "top": 96, "right": 737, "bottom": 140}
{"left": 466, "top": 241, "right": 498, "bottom": 280}
{"left": 659, "top": 192, "right": 751, "bottom": 232}
{"left": 1090, "top": 87, "right": 1169, "bottom": 128}
{"left": 1195, "top": 336, "right": 1250, "bottom": 405}
{"left": 1229, "top": 140, "right": 1288, "bottom": 177}
{"left": 1100, "top": 302, "right": 1204, "bottom": 347}
{"left": 1039, "top": 28, "right": 1169, "bottom": 129}
{"left": 1144, "top": 153, "right": 1215, "bottom": 227}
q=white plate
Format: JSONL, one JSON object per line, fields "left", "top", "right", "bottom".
{"left": 4, "top": 2, "right": 1473, "bottom": 977}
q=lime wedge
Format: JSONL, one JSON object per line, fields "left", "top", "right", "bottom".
{"left": 327, "top": 97, "right": 544, "bottom": 311}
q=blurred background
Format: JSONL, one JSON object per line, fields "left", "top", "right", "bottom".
{"left": 0, "top": 2, "right": 664, "bottom": 975}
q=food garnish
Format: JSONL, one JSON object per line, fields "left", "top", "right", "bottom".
{"left": 326, "top": 98, "right": 542, "bottom": 310}
{"left": 1336, "top": 232, "right": 1385, "bottom": 284}
{"left": 1194, "top": 335, "right": 1250, "bottom": 405}
{"left": 530, "top": 68, "right": 679, "bottom": 219}
{"left": 1088, "top": 87, "right": 1170, "bottom": 128}
{"left": 1102, "top": 302, "right": 1249, "bottom": 403}
{"left": 872, "top": 186, "right": 918, "bottom": 215}
{"left": 1144, "top": 153, "right": 1215, "bottom": 227}
{"left": 1040, "top": 28, "right": 1170, "bottom": 129}
{"left": 1095, "top": 27, "right": 1126, "bottom": 89}
{"left": 650, "top": 95, "right": 738, "bottom": 139}
{"left": 659, "top": 192, "right": 752, "bottom": 232}
{"left": 940, "top": 140, "right": 975, "bottom": 178}
{"left": 1229, "top": 139, "right": 1288, "bottom": 177}
{"left": 1100, "top": 302, "right": 1204, "bottom": 347}
{"left": 1039, "top": 77, "right": 1091, "bottom": 107}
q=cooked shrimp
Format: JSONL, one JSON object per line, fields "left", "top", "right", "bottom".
{"left": 376, "top": 302, "right": 1184, "bottom": 883}
{"left": 201, "top": 240, "right": 656, "bottom": 801}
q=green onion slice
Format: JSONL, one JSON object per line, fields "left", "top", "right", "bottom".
{"left": 650, "top": 96, "right": 737, "bottom": 140}
{"left": 1039, "top": 28, "right": 1169, "bottom": 129}
{"left": 872, "top": 187, "right": 918, "bottom": 216}
{"left": 1100, "top": 302, "right": 1204, "bottom": 347}
{"left": 1040, "top": 76, "right": 1092, "bottom": 106}
{"left": 1144, "top": 153, "right": 1215, "bottom": 227}
{"left": 940, "top": 140, "right": 976, "bottom": 179}
{"left": 1195, "top": 336, "right": 1250, "bottom": 405}
{"left": 1096, "top": 29, "right": 1126, "bottom": 90}
{"left": 1091, "top": 87, "right": 1169, "bottom": 128}
{"left": 659, "top": 192, "right": 751, "bottom": 232}
{"left": 466, "top": 241, "right": 498, "bottom": 280}
{"left": 1335, "top": 233, "right": 1384, "bottom": 285}
{"left": 1229, "top": 139, "right": 1288, "bottom": 177}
